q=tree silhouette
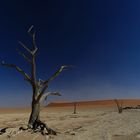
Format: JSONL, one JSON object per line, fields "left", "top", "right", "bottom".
{"left": 1, "top": 26, "right": 69, "bottom": 135}
{"left": 73, "top": 102, "right": 77, "bottom": 114}
{"left": 114, "top": 99, "right": 123, "bottom": 113}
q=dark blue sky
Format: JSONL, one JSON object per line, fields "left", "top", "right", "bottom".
{"left": 0, "top": 0, "right": 140, "bottom": 107}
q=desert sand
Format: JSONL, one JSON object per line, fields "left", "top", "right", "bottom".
{"left": 0, "top": 99, "right": 140, "bottom": 140}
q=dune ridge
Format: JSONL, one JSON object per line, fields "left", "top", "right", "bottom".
{"left": 47, "top": 99, "right": 140, "bottom": 107}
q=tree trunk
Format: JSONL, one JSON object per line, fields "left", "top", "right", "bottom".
{"left": 73, "top": 102, "right": 77, "bottom": 114}
{"left": 28, "top": 98, "right": 57, "bottom": 135}
{"left": 28, "top": 99, "right": 40, "bottom": 128}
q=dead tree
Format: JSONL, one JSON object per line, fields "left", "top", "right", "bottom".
{"left": 1, "top": 26, "right": 69, "bottom": 135}
{"left": 114, "top": 99, "right": 123, "bottom": 113}
{"left": 73, "top": 102, "right": 77, "bottom": 114}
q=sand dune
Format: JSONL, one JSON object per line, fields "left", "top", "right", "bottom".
{"left": 48, "top": 99, "right": 140, "bottom": 107}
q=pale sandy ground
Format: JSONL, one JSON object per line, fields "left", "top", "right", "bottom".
{"left": 0, "top": 106, "right": 140, "bottom": 140}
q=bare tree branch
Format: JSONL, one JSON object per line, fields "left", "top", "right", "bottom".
{"left": 31, "top": 31, "right": 38, "bottom": 55}
{"left": 32, "top": 47, "right": 38, "bottom": 55}
{"left": 27, "top": 25, "right": 38, "bottom": 55}
{"left": 37, "top": 65, "right": 70, "bottom": 100}
{"left": 18, "top": 41, "right": 32, "bottom": 54}
{"left": 32, "top": 32, "right": 37, "bottom": 49}
{"left": 39, "top": 78, "right": 45, "bottom": 84}
{"left": 28, "top": 25, "right": 34, "bottom": 34}
{"left": 40, "top": 92, "right": 61, "bottom": 102}
{"left": 44, "top": 65, "right": 69, "bottom": 85}
{"left": 37, "top": 79, "right": 45, "bottom": 87}
{"left": 16, "top": 49, "right": 31, "bottom": 63}
{"left": 1, "top": 61, "right": 31, "bottom": 83}
{"left": 31, "top": 56, "right": 37, "bottom": 94}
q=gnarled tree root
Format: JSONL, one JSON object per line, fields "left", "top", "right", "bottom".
{"left": 28, "top": 120, "right": 57, "bottom": 135}
{"left": 0, "top": 127, "right": 8, "bottom": 135}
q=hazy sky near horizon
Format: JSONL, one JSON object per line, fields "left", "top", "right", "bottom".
{"left": 0, "top": 0, "right": 140, "bottom": 107}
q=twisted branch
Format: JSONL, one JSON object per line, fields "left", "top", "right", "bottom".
{"left": 40, "top": 92, "right": 61, "bottom": 102}
{"left": 17, "top": 49, "right": 31, "bottom": 63}
{"left": 1, "top": 61, "right": 31, "bottom": 83}
{"left": 18, "top": 41, "right": 32, "bottom": 54}
{"left": 37, "top": 66, "right": 69, "bottom": 100}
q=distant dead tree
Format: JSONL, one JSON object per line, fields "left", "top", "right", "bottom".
{"left": 114, "top": 99, "right": 123, "bottom": 113}
{"left": 73, "top": 102, "right": 77, "bottom": 114}
{"left": 1, "top": 26, "right": 69, "bottom": 135}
